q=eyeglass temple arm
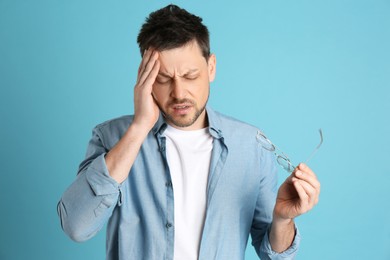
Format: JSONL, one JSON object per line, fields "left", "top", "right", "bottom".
{"left": 304, "top": 129, "right": 323, "bottom": 163}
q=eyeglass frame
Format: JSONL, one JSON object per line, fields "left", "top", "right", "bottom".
{"left": 256, "top": 129, "right": 323, "bottom": 172}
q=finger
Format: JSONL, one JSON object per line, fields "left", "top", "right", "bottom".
{"left": 137, "top": 49, "right": 156, "bottom": 82}
{"left": 293, "top": 177, "right": 319, "bottom": 207}
{"left": 294, "top": 169, "right": 320, "bottom": 192}
{"left": 134, "top": 60, "right": 160, "bottom": 103}
{"left": 291, "top": 178, "right": 309, "bottom": 212}
{"left": 138, "top": 49, "right": 152, "bottom": 75}
{"left": 137, "top": 51, "right": 159, "bottom": 86}
{"left": 137, "top": 49, "right": 155, "bottom": 83}
{"left": 294, "top": 173, "right": 320, "bottom": 205}
{"left": 143, "top": 59, "right": 160, "bottom": 91}
{"left": 298, "top": 163, "right": 316, "bottom": 178}
{"left": 295, "top": 163, "right": 320, "bottom": 188}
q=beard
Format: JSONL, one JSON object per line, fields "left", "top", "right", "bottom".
{"left": 165, "top": 101, "right": 206, "bottom": 128}
{"left": 159, "top": 93, "right": 209, "bottom": 128}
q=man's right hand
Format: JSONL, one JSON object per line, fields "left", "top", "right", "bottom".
{"left": 133, "top": 49, "right": 161, "bottom": 132}
{"left": 105, "top": 49, "right": 161, "bottom": 184}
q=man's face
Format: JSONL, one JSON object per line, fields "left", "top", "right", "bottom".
{"left": 152, "top": 41, "right": 216, "bottom": 130}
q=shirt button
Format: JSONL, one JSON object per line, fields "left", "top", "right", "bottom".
{"left": 165, "top": 181, "right": 172, "bottom": 188}
{"left": 166, "top": 222, "right": 172, "bottom": 228}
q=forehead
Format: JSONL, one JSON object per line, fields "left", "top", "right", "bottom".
{"left": 158, "top": 41, "right": 207, "bottom": 75}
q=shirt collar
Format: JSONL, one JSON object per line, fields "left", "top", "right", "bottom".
{"left": 205, "top": 105, "right": 224, "bottom": 139}
{"left": 152, "top": 112, "right": 168, "bottom": 136}
{"left": 151, "top": 105, "right": 224, "bottom": 139}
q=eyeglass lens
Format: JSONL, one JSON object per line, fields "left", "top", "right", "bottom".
{"left": 256, "top": 131, "right": 275, "bottom": 151}
{"left": 277, "top": 156, "right": 295, "bottom": 172}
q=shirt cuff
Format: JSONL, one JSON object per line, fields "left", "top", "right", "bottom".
{"left": 85, "top": 153, "right": 121, "bottom": 196}
{"left": 260, "top": 225, "right": 301, "bottom": 259}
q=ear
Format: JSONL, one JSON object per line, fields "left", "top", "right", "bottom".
{"left": 207, "top": 54, "right": 216, "bottom": 82}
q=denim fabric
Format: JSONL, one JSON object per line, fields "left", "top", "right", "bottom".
{"left": 57, "top": 106, "right": 300, "bottom": 260}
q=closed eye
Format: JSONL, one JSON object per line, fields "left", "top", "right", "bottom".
{"left": 185, "top": 74, "right": 199, "bottom": 80}
{"left": 156, "top": 77, "right": 171, "bottom": 84}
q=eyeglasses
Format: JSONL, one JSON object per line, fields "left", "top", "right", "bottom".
{"left": 256, "top": 129, "right": 323, "bottom": 172}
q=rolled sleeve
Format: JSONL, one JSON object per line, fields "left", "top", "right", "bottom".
{"left": 57, "top": 126, "right": 122, "bottom": 242}
{"left": 259, "top": 226, "right": 301, "bottom": 259}
{"left": 86, "top": 153, "right": 120, "bottom": 196}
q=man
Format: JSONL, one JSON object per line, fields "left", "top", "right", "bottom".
{"left": 57, "top": 4, "right": 320, "bottom": 260}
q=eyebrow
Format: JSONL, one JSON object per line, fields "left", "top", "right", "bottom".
{"left": 158, "top": 69, "right": 199, "bottom": 78}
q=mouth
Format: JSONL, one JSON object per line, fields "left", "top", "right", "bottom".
{"left": 171, "top": 104, "right": 192, "bottom": 115}
{"left": 174, "top": 104, "right": 191, "bottom": 109}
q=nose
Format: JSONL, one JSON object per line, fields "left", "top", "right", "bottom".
{"left": 170, "top": 79, "right": 186, "bottom": 99}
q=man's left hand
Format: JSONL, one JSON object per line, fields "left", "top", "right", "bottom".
{"left": 274, "top": 163, "right": 321, "bottom": 221}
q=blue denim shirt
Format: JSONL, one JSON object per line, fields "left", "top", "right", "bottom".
{"left": 57, "top": 106, "right": 300, "bottom": 260}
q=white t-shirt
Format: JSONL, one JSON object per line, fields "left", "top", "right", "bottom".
{"left": 163, "top": 125, "right": 214, "bottom": 260}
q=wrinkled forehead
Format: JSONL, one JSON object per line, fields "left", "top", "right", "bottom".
{"left": 157, "top": 41, "right": 208, "bottom": 76}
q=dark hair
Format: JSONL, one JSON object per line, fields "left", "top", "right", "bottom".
{"left": 137, "top": 4, "right": 210, "bottom": 60}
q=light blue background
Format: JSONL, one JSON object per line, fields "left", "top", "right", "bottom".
{"left": 1, "top": 0, "right": 389, "bottom": 259}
